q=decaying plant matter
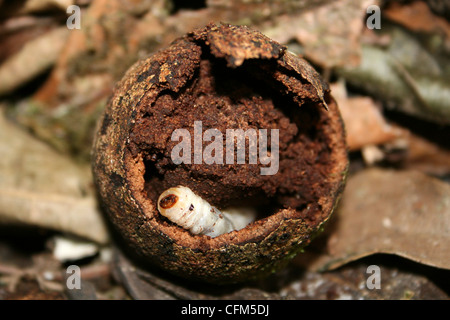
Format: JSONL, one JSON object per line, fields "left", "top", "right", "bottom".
{"left": 92, "top": 23, "right": 348, "bottom": 284}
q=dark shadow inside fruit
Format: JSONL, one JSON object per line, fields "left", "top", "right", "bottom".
{"left": 129, "top": 50, "right": 333, "bottom": 235}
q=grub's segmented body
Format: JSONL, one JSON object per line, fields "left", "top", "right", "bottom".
{"left": 157, "top": 186, "right": 254, "bottom": 237}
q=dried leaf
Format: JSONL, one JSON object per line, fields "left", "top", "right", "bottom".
{"left": 33, "top": 0, "right": 168, "bottom": 106}
{"left": 262, "top": 0, "right": 378, "bottom": 68}
{"left": 0, "top": 111, "right": 109, "bottom": 244}
{"left": 331, "top": 82, "right": 407, "bottom": 150}
{"left": 20, "top": 0, "right": 74, "bottom": 14}
{"left": 0, "top": 15, "right": 59, "bottom": 63}
{"left": 312, "top": 168, "right": 450, "bottom": 271}
{"left": 0, "top": 27, "right": 69, "bottom": 96}
{"left": 384, "top": 1, "right": 450, "bottom": 42}
{"left": 207, "top": 0, "right": 334, "bottom": 24}
{"left": 332, "top": 81, "right": 450, "bottom": 174}
{"left": 401, "top": 133, "right": 450, "bottom": 176}
{"left": 337, "top": 27, "right": 450, "bottom": 124}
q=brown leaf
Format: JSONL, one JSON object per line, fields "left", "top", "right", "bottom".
{"left": 262, "top": 0, "right": 379, "bottom": 68}
{"left": 33, "top": 0, "right": 167, "bottom": 106}
{"left": 312, "top": 168, "right": 450, "bottom": 271}
{"left": 337, "top": 29, "right": 450, "bottom": 125}
{"left": 0, "top": 27, "right": 69, "bottom": 95}
{"left": 331, "top": 82, "right": 407, "bottom": 151}
{"left": 20, "top": 0, "right": 74, "bottom": 14}
{"left": 0, "top": 111, "right": 109, "bottom": 244}
{"left": 401, "top": 134, "right": 450, "bottom": 176}
{"left": 384, "top": 1, "right": 450, "bottom": 42}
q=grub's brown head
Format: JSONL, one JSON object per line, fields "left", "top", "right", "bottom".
{"left": 159, "top": 194, "right": 178, "bottom": 209}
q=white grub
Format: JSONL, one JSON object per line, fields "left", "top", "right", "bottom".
{"left": 157, "top": 186, "right": 256, "bottom": 238}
